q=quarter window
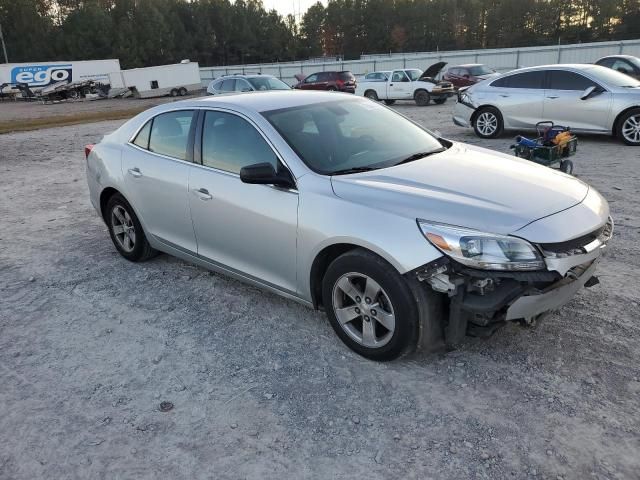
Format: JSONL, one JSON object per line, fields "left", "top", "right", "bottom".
{"left": 491, "top": 71, "right": 544, "bottom": 89}
{"left": 148, "top": 110, "right": 195, "bottom": 161}
{"left": 132, "top": 119, "right": 152, "bottom": 149}
{"left": 546, "top": 71, "right": 595, "bottom": 91}
{"left": 202, "top": 111, "right": 278, "bottom": 174}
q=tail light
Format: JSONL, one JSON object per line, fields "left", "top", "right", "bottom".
{"left": 84, "top": 144, "right": 95, "bottom": 159}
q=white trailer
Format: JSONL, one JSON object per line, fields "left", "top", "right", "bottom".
{"left": 0, "top": 59, "right": 120, "bottom": 89}
{"left": 108, "top": 61, "right": 202, "bottom": 98}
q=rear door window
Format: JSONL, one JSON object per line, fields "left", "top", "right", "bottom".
{"left": 546, "top": 70, "right": 596, "bottom": 90}
{"left": 148, "top": 110, "right": 195, "bottom": 161}
{"left": 317, "top": 72, "right": 330, "bottom": 82}
{"left": 611, "top": 59, "right": 635, "bottom": 75}
{"left": 491, "top": 71, "right": 545, "bottom": 89}
{"left": 220, "top": 79, "right": 236, "bottom": 92}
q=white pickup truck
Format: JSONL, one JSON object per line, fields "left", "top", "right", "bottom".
{"left": 356, "top": 62, "right": 455, "bottom": 106}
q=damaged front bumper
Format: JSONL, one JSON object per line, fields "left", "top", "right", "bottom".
{"left": 412, "top": 218, "right": 612, "bottom": 345}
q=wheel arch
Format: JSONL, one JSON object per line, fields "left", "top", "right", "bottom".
{"left": 470, "top": 104, "right": 503, "bottom": 126}
{"left": 309, "top": 242, "right": 405, "bottom": 310}
{"left": 612, "top": 105, "right": 640, "bottom": 136}
{"left": 99, "top": 187, "right": 121, "bottom": 223}
{"left": 413, "top": 87, "right": 429, "bottom": 98}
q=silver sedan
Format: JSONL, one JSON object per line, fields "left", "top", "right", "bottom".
{"left": 86, "top": 91, "right": 612, "bottom": 361}
{"left": 453, "top": 64, "right": 640, "bottom": 145}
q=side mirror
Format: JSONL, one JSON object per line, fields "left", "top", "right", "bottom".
{"left": 580, "top": 85, "right": 597, "bottom": 100}
{"left": 240, "top": 162, "right": 295, "bottom": 189}
{"left": 463, "top": 74, "right": 470, "bottom": 79}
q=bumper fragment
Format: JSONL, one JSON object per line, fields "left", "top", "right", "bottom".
{"left": 505, "top": 260, "right": 598, "bottom": 321}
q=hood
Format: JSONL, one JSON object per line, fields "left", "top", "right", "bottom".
{"left": 330, "top": 143, "right": 589, "bottom": 236}
{"left": 294, "top": 73, "right": 306, "bottom": 82}
{"left": 419, "top": 62, "right": 447, "bottom": 80}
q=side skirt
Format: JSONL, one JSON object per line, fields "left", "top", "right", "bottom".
{"left": 149, "top": 235, "right": 314, "bottom": 309}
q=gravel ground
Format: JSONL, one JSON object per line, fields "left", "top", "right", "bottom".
{"left": 0, "top": 95, "right": 200, "bottom": 124}
{"left": 1, "top": 99, "right": 639, "bottom": 480}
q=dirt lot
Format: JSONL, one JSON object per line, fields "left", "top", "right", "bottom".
{"left": 0, "top": 95, "right": 204, "bottom": 133}
{"left": 1, "top": 99, "right": 639, "bottom": 480}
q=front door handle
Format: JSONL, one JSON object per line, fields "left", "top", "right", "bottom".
{"left": 499, "top": 94, "right": 510, "bottom": 97}
{"left": 547, "top": 95, "right": 559, "bottom": 99}
{"left": 128, "top": 167, "right": 142, "bottom": 178}
{"left": 194, "top": 188, "right": 213, "bottom": 200}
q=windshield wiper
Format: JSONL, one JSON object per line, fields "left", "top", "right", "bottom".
{"left": 394, "top": 148, "right": 445, "bottom": 166}
{"left": 331, "top": 166, "right": 379, "bottom": 175}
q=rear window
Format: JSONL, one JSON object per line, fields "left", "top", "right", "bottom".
{"left": 339, "top": 71, "right": 355, "bottom": 81}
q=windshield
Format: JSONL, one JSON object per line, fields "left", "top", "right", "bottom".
{"left": 262, "top": 99, "right": 444, "bottom": 175}
{"left": 588, "top": 66, "right": 640, "bottom": 87}
{"left": 468, "top": 65, "right": 495, "bottom": 76}
{"left": 406, "top": 69, "right": 422, "bottom": 81}
{"left": 247, "top": 76, "right": 291, "bottom": 91}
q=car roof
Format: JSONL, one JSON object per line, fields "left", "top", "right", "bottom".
{"left": 502, "top": 63, "right": 606, "bottom": 74}
{"left": 596, "top": 55, "right": 639, "bottom": 60}
{"left": 454, "top": 64, "right": 484, "bottom": 68}
{"left": 214, "top": 74, "right": 275, "bottom": 80}
{"left": 170, "top": 90, "right": 362, "bottom": 113}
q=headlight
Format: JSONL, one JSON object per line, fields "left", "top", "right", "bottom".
{"left": 417, "top": 220, "right": 545, "bottom": 271}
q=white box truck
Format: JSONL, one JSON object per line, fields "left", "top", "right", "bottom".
{"left": 0, "top": 59, "right": 120, "bottom": 89}
{"left": 108, "top": 61, "right": 202, "bottom": 98}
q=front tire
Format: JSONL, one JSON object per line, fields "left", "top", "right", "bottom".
{"left": 473, "top": 106, "right": 503, "bottom": 138}
{"left": 414, "top": 90, "right": 430, "bottom": 106}
{"left": 617, "top": 108, "right": 640, "bottom": 146}
{"left": 105, "top": 193, "right": 157, "bottom": 262}
{"left": 383, "top": 100, "right": 396, "bottom": 106}
{"left": 322, "top": 249, "right": 420, "bottom": 361}
{"left": 170, "top": 88, "right": 179, "bottom": 97}
{"left": 433, "top": 98, "right": 447, "bottom": 105}
{"left": 178, "top": 87, "right": 188, "bottom": 96}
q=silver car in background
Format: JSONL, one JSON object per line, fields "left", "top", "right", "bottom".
{"left": 453, "top": 64, "right": 640, "bottom": 145}
{"left": 86, "top": 91, "right": 612, "bottom": 361}
{"left": 207, "top": 74, "right": 291, "bottom": 95}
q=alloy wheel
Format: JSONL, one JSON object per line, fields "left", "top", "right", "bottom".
{"left": 111, "top": 205, "right": 136, "bottom": 253}
{"left": 331, "top": 272, "right": 396, "bottom": 348}
{"left": 621, "top": 114, "right": 640, "bottom": 144}
{"left": 476, "top": 112, "right": 498, "bottom": 136}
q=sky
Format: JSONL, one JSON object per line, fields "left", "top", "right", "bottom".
{"left": 262, "top": 0, "right": 326, "bottom": 18}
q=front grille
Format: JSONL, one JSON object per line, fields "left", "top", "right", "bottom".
{"left": 539, "top": 217, "right": 613, "bottom": 255}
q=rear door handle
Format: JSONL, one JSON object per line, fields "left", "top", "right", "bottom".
{"left": 194, "top": 188, "right": 213, "bottom": 200}
{"left": 547, "top": 95, "right": 559, "bottom": 99}
{"left": 128, "top": 167, "right": 142, "bottom": 178}
{"left": 499, "top": 94, "right": 510, "bottom": 97}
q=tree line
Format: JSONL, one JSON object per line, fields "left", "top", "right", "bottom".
{"left": 1, "top": 0, "right": 639, "bottom": 69}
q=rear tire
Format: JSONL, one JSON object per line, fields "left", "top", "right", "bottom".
{"left": 364, "top": 90, "right": 379, "bottom": 101}
{"left": 327, "top": 86, "right": 337, "bottom": 91}
{"left": 322, "top": 249, "right": 420, "bottom": 361}
{"left": 414, "top": 90, "right": 430, "bottom": 106}
{"left": 617, "top": 108, "right": 640, "bottom": 146}
{"left": 383, "top": 100, "right": 396, "bottom": 106}
{"left": 473, "top": 106, "right": 503, "bottom": 138}
{"left": 105, "top": 193, "right": 157, "bottom": 262}
{"left": 178, "top": 87, "right": 188, "bottom": 96}
{"left": 170, "top": 88, "right": 179, "bottom": 97}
